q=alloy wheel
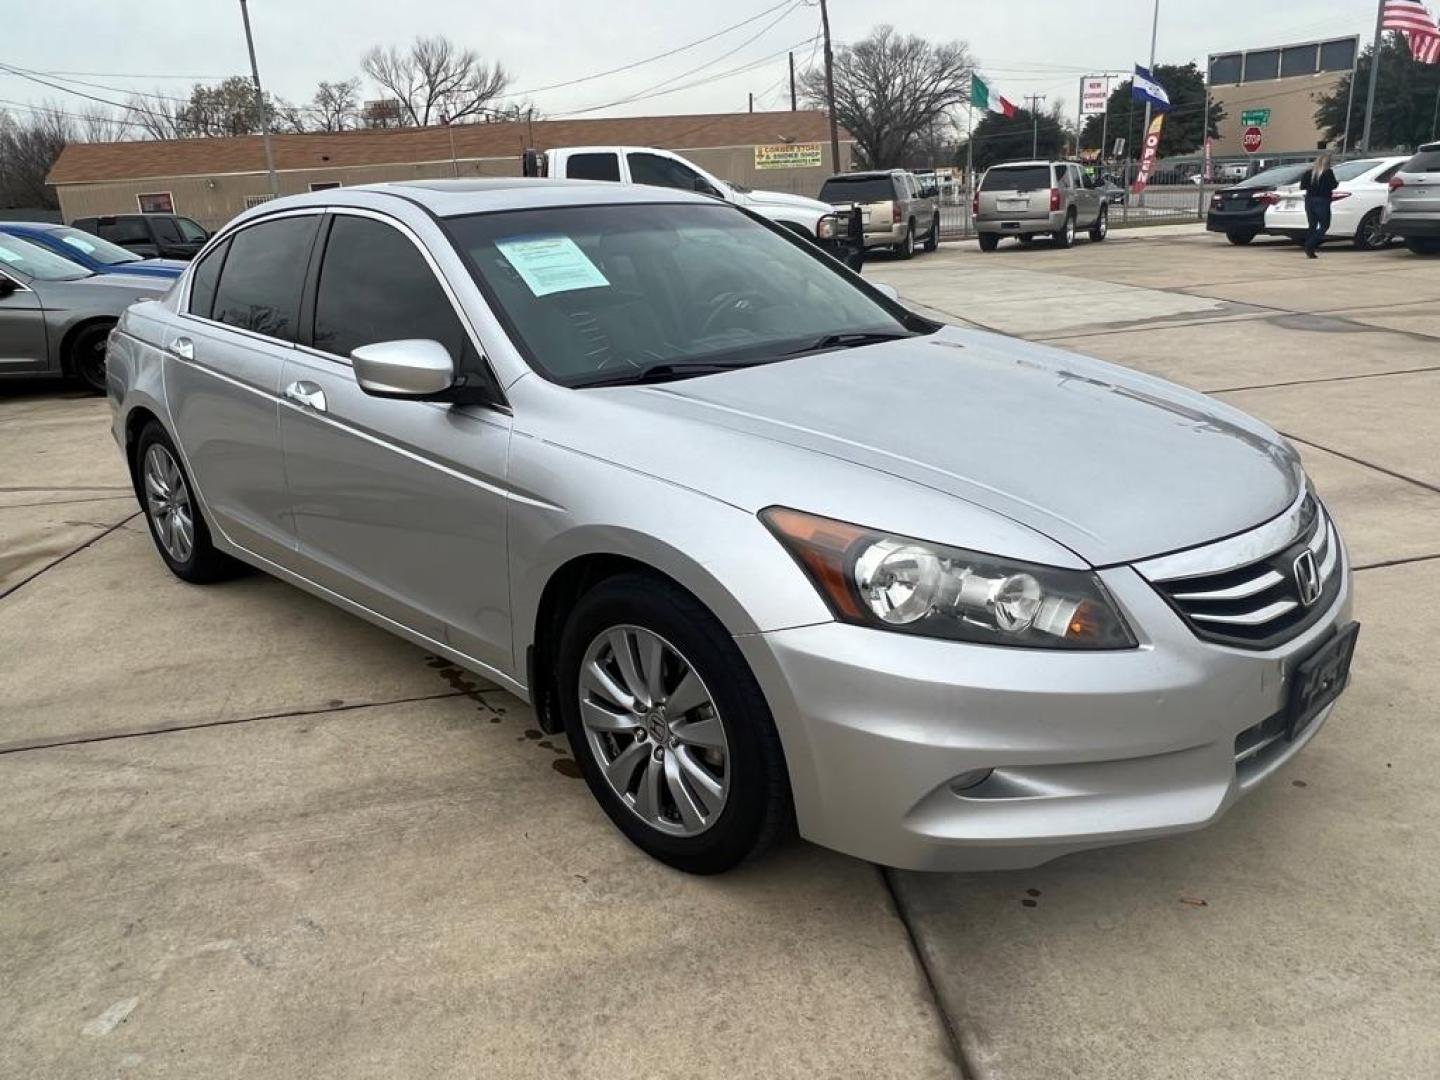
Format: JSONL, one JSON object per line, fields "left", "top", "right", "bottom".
{"left": 577, "top": 625, "right": 730, "bottom": 837}
{"left": 143, "top": 444, "right": 195, "bottom": 563}
{"left": 76, "top": 330, "right": 107, "bottom": 393}
{"left": 1358, "top": 212, "right": 1386, "bottom": 250}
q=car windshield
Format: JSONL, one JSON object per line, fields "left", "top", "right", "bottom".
{"left": 1236, "top": 164, "right": 1310, "bottom": 188}
{"left": 176, "top": 217, "right": 208, "bottom": 242}
{"left": 448, "top": 202, "right": 922, "bottom": 387}
{"left": 53, "top": 226, "right": 142, "bottom": 265}
{"left": 819, "top": 176, "right": 895, "bottom": 203}
{"left": 981, "top": 166, "right": 1052, "bottom": 192}
{"left": 0, "top": 235, "right": 92, "bottom": 281}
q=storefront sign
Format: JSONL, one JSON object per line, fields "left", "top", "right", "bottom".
{"left": 754, "top": 143, "right": 823, "bottom": 170}
{"left": 1081, "top": 76, "right": 1111, "bottom": 116}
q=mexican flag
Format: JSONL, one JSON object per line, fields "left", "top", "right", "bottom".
{"left": 971, "top": 75, "right": 1017, "bottom": 118}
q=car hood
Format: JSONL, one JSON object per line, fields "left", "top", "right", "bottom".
{"left": 120, "top": 258, "right": 188, "bottom": 276}
{"left": 611, "top": 327, "right": 1302, "bottom": 566}
{"left": 68, "top": 272, "right": 170, "bottom": 295}
{"left": 734, "top": 188, "right": 834, "bottom": 216}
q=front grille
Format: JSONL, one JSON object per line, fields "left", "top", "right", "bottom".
{"left": 1146, "top": 497, "right": 1342, "bottom": 650}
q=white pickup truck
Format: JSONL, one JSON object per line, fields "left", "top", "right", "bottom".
{"left": 531, "top": 145, "right": 860, "bottom": 264}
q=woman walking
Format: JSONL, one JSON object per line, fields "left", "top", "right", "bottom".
{"left": 1301, "top": 152, "right": 1338, "bottom": 258}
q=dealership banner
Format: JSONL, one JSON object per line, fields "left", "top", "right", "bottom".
{"left": 754, "top": 143, "right": 823, "bottom": 169}
{"left": 1080, "top": 76, "right": 1110, "bottom": 115}
{"left": 1132, "top": 113, "right": 1166, "bottom": 193}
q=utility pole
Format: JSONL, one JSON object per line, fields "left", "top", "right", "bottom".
{"left": 820, "top": 0, "right": 841, "bottom": 172}
{"left": 1024, "top": 94, "right": 1046, "bottom": 158}
{"left": 748, "top": 92, "right": 754, "bottom": 114}
{"left": 1361, "top": 0, "right": 1385, "bottom": 150}
{"left": 789, "top": 51, "right": 797, "bottom": 112}
{"left": 1138, "top": 0, "right": 1160, "bottom": 205}
{"left": 238, "top": 0, "right": 278, "bottom": 197}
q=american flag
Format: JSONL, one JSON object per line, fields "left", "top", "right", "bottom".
{"left": 1383, "top": 0, "right": 1440, "bottom": 63}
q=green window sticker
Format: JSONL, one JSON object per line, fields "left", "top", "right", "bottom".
{"left": 495, "top": 234, "right": 610, "bottom": 297}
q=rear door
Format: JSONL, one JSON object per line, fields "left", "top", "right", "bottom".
{"left": 978, "top": 164, "right": 1053, "bottom": 222}
{"left": 99, "top": 217, "right": 158, "bottom": 257}
{"left": 277, "top": 210, "right": 513, "bottom": 671}
{"left": 561, "top": 151, "right": 622, "bottom": 182}
{"left": 0, "top": 269, "right": 49, "bottom": 373}
{"left": 167, "top": 212, "right": 320, "bottom": 564}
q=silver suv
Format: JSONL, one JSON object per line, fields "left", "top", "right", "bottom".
{"left": 974, "top": 160, "right": 1107, "bottom": 251}
{"left": 1384, "top": 142, "right": 1440, "bottom": 255}
{"left": 818, "top": 170, "right": 940, "bottom": 258}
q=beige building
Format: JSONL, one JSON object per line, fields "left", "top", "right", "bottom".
{"left": 1208, "top": 37, "right": 1359, "bottom": 156}
{"left": 47, "top": 111, "right": 853, "bottom": 230}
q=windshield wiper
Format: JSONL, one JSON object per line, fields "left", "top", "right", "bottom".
{"left": 571, "top": 360, "right": 767, "bottom": 388}
{"left": 785, "top": 330, "right": 914, "bottom": 356}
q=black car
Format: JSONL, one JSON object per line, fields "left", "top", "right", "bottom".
{"left": 1205, "top": 164, "right": 1310, "bottom": 246}
{"left": 70, "top": 213, "right": 210, "bottom": 260}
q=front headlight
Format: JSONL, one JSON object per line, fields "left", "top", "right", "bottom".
{"left": 762, "top": 507, "right": 1137, "bottom": 650}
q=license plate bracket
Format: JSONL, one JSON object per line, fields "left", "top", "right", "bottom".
{"left": 1286, "top": 621, "right": 1360, "bottom": 740}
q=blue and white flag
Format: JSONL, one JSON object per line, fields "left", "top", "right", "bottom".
{"left": 1131, "top": 65, "right": 1171, "bottom": 111}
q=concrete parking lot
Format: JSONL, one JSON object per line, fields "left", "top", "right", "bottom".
{"left": 4, "top": 226, "right": 1438, "bottom": 1079}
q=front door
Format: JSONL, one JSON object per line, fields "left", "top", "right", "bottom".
{"left": 166, "top": 213, "right": 321, "bottom": 564}
{"left": 277, "top": 212, "right": 513, "bottom": 674}
{"left": 0, "top": 273, "right": 48, "bottom": 374}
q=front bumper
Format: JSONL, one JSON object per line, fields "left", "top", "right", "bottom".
{"left": 1382, "top": 213, "right": 1440, "bottom": 238}
{"left": 739, "top": 553, "right": 1354, "bottom": 872}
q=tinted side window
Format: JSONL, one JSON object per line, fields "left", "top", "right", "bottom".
{"left": 101, "top": 219, "right": 150, "bottom": 244}
{"left": 188, "top": 238, "right": 230, "bottom": 319}
{"left": 1404, "top": 149, "right": 1440, "bottom": 174}
{"left": 566, "top": 153, "right": 621, "bottom": 182}
{"left": 313, "top": 215, "right": 472, "bottom": 368}
{"left": 627, "top": 152, "right": 704, "bottom": 192}
{"left": 212, "top": 216, "right": 319, "bottom": 341}
{"left": 151, "top": 217, "right": 183, "bottom": 243}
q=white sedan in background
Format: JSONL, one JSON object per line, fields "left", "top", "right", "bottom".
{"left": 1263, "top": 157, "right": 1410, "bottom": 250}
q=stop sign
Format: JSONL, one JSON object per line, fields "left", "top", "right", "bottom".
{"left": 1242, "top": 126, "right": 1264, "bottom": 154}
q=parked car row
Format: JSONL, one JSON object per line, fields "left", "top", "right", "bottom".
{"left": 1205, "top": 143, "right": 1440, "bottom": 255}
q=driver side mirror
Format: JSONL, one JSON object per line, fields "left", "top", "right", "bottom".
{"left": 351, "top": 339, "right": 456, "bottom": 399}
{"left": 693, "top": 176, "right": 723, "bottom": 199}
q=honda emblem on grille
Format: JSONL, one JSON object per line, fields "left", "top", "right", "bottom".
{"left": 1293, "top": 549, "right": 1322, "bottom": 607}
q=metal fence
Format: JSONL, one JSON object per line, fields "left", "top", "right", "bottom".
{"left": 937, "top": 182, "right": 1213, "bottom": 240}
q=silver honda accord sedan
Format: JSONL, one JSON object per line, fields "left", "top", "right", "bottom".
{"left": 107, "top": 179, "right": 1357, "bottom": 874}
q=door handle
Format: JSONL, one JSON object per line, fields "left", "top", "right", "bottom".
{"left": 283, "top": 380, "right": 327, "bottom": 413}
{"left": 169, "top": 336, "right": 194, "bottom": 362}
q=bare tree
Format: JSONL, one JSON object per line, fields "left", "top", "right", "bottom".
{"left": 311, "top": 79, "right": 361, "bottom": 131}
{"left": 0, "top": 105, "right": 72, "bottom": 208}
{"left": 124, "top": 91, "right": 189, "bottom": 140}
{"left": 75, "top": 105, "right": 129, "bottom": 143}
{"left": 362, "top": 35, "right": 509, "bottom": 126}
{"left": 801, "top": 25, "right": 972, "bottom": 168}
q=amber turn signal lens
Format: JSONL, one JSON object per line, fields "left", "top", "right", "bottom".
{"left": 760, "top": 507, "right": 869, "bottom": 619}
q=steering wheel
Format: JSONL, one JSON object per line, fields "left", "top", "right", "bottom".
{"left": 698, "top": 290, "right": 770, "bottom": 337}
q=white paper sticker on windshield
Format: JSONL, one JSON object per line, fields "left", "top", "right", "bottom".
{"left": 62, "top": 235, "right": 99, "bottom": 255}
{"left": 495, "top": 234, "right": 609, "bottom": 297}
{"left": 0, "top": 246, "right": 21, "bottom": 264}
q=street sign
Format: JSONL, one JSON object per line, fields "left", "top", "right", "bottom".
{"left": 1242, "top": 126, "right": 1264, "bottom": 154}
{"left": 1112, "top": 137, "right": 1126, "bottom": 157}
{"left": 1081, "top": 76, "right": 1110, "bottom": 116}
{"left": 1240, "top": 108, "right": 1271, "bottom": 127}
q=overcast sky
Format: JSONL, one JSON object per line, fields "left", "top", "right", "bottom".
{"left": 3, "top": 0, "right": 1382, "bottom": 129}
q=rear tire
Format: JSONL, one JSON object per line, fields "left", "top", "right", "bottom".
{"left": 978, "top": 233, "right": 999, "bottom": 252}
{"left": 1017, "top": 235, "right": 1035, "bottom": 247}
{"left": 133, "top": 421, "right": 246, "bottom": 584}
{"left": 1226, "top": 230, "right": 1256, "bottom": 246}
{"left": 1405, "top": 237, "right": 1440, "bottom": 255}
{"left": 1353, "top": 209, "right": 1387, "bottom": 251}
{"left": 557, "top": 573, "right": 792, "bottom": 875}
{"left": 1052, "top": 211, "right": 1076, "bottom": 249}
{"left": 922, "top": 214, "right": 940, "bottom": 252}
{"left": 68, "top": 322, "right": 112, "bottom": 395}
{"left": 1089, "top": 204, "right": 1108, "bottom": 242}
{"left": 896, "top": 222, "right": 915, "bottom": 260}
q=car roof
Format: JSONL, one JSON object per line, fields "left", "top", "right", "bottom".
{"left": 828, "top": 169, "right": 905, "bottom": 178}
{"left": 0, "top": 221, "right": 61, "bottom": 233}
{"left": 226, "top": 177, "right": 714, "bottom": 226}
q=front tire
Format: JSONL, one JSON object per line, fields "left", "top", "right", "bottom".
{"left": 1226, "top": 230, "right": 1256, "bottom": 246}
{"left": 68, "top": 322, "right": 112, "bottom": 395}
{"left": 557, "top": 573, "right": 792, "bottom": 874}
{"left": 896, "top": 222, "right": 915, "bottom": 260}
{"left": 1089, "top": 204, "right": 1108, "bottom": 242}
{"left": 1405, "top": 237, "right": 1440, "bottom": 255}
{"left": 922, "top": 214, "right": 940, "bottom": 252}
{"left": 133, "top": 422, "right": 245, "bottom": 584}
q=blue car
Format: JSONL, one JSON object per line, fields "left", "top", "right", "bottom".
{"left": 0, "top": 222, "right": 187, "bottom": 280}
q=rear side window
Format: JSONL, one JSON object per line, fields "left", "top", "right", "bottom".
{"left": 187, "top": 238, "right": 229, "bottom": 319}
{"left": 818, "top": 176, "right": 896, "bottom": 202}
{"left": 565, "top": 153, "right": 621, "bottom": 182}
{"left": 212, "top": 215, "right": 319, "bottom": 341}
{"left": 981, "top": 166, "right": 1052, "bottom": 192}
{"left": 100, "top": 218, "right": 150, "bottom": 244}
{"left": 151, "top": 217, "right": 183, "bottom": 243}
{"left": 312, "top": 215, "right": 473, "bottom": 366}
{"left": 1402, "top": 149, "right": 1440, "bottom": 174}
